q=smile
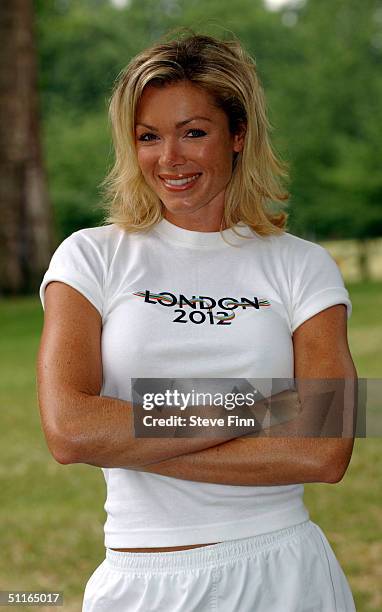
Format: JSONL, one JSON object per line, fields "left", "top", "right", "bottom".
{"left": 160, "top": 173, "right": 201, "bottom": 190}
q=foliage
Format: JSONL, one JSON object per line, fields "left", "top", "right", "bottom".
{"left": 280, "top": 0, "right": 382, "bottom": 239}
{"left": 42, "top": 110, "right": 110, "bottom": 239}
{"left": 34, "top": 0, "right": 382, "bottom": 240}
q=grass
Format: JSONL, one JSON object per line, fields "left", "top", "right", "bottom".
{"left": 302, "top": 281, "right": 382, "bottom": 611}
{"left": 0, "top": 283, "right": 381, "bottom": 611}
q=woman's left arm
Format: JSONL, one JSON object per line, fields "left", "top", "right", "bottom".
{"left": 131, "top": 305, "right": 357, "bottom": 486}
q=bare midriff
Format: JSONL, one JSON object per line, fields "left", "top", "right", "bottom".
{"left": 110, "top": 543, "right": 220, "bottom": 552}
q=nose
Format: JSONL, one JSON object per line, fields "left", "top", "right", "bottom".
{"left": 159, "top": 137, "right": 186, "bottom": 167}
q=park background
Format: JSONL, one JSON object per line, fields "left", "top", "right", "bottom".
{"left": 0, "top": 0, "right": 381, "bottom": 610}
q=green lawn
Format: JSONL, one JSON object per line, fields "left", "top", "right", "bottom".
{"left": 0, "top": 283, "right": 381, "bottom": 611}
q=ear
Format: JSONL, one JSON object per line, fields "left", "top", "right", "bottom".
{"left": 232, "top": 123, "right": 246, "bottom": 153}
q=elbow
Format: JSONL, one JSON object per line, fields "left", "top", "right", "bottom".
{"left": 319, "top": 464, "right": 345, "bottom": 484}
{"left": 325, "top": 459, "right": 351, "bottom": 484}
{"left": 52, "top": 450, "right": 74, "bottom": 465}
{"left": 46, "top": 435, "right": 80, "bottom": 465}
{"left": 38, "top": 396, "right": 84, "bottom": 465}
{"left": 319, "top": 439, "right": 354, "bottom": 484}
{"left": 41, "top": 425, "right": 82, "bottom": 465}
{"left": 326, "top": 472, "right": 345, "bottom": 484}
{"left": 51, "top": 440, "right": 80, "bottom": 465}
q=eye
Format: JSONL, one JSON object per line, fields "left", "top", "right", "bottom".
{"left": 137, "top": 132, "right": 158, "bottom": 142}
{"left": 185, "top": 129, "right": 207, "bottom": 138}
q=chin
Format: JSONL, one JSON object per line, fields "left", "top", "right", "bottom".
{"left": 163, "top": 200, "right": 200, "bottom": 213}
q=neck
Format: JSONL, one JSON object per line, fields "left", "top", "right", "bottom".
{"left": 163, "top": 209, "right": 227, "bottom": 233}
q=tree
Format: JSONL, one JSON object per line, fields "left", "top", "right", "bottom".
{"left": 0, "top": 0, "right": 54, "bottom": 294}
{"left": 33, "top": 0, "right": 382, "bottom": 245}
{"left": 275, "top": 0, "right": 382, "bottom": 240}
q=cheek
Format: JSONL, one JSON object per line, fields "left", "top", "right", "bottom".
{"left": 198, "top": 138, "right": 233, "bottom": 173}
{"left": 136, "top": 149, "right": 155, "bottom": 177}
{"left": 194, "top": 144, "right": 229, "bottom": 172}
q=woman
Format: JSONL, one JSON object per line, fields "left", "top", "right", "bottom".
{"left": 37, "top": 33, "right": 357, "bottom": 611}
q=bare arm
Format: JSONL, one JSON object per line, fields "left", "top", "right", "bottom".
{"left": 130, "top": 305, "right": 357, "bottom": 485}
{"left": 37, "top": 281, "right": 243, "bottom": 466}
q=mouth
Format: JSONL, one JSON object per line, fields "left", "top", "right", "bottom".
{"left": 159, "top": 173, "right": 202, "bottom": 191}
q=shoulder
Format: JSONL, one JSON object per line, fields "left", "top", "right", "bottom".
{"left": 53, "top": 224, "right": 126, "bottom": 268}
{"left": 263, "top": 231, "right": 329, "bottom": 258}
{"left": 45, "top": 223, "right": 127, "bottom": 287}
{"left": 253, "top": 230, "right": 350, "bottom": 329}
{"left": 259, "top": 231, "right": 338, "bottom": 276}
{"left": 68, "top": 223, "right": 124, "bottom": 250}
{"left": 269, "top": 234, "right": 351, "bottom": 332}
{"left": 40, "top": 224, "right": 127, "bottom": 315}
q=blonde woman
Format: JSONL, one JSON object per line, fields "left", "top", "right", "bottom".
{"left": 37, "top": 33, "right": 357, "bottom": 611}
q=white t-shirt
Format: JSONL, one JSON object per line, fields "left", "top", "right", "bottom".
{"left": 39, "top": 218, "right": 351, "bottom": 547}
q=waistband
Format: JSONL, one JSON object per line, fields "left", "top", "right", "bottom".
{"left": 105, "top": 519, "right": 312, "bottom": 572}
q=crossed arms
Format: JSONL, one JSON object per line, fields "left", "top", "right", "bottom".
{"left": 37, "top": 282, "right": 357, "bottom": 486}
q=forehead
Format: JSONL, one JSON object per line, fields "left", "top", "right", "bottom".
{"left": 135, "top": 81, "right": 223, "bottom": 124}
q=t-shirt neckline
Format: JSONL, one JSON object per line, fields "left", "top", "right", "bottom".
{"left": 152, "top": 217, "right": 256, "bottom": 249}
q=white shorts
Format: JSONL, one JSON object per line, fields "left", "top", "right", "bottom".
{"left": 82, "top": 520, "right": 356, "bottom": 611}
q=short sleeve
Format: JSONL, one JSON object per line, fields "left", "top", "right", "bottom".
{"left": 290, "top": 243, "right": 352, "bottom": 333}
{"left": 39, "top": 231, "right": 105, "bottom": 316}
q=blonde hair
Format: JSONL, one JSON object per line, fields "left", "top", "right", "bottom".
{"left": 101, "top": 31, "right": 289, "bottom": 236}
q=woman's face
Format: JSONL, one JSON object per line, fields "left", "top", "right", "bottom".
{"left": 135, "top": 81, "right": 245, "bottom": 230}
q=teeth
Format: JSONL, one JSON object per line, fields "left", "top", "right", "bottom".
{"left": 163, "top": 174, "right": 200, "bottom": 186}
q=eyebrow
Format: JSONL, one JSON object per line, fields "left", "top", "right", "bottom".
{"left": 136, "top": 116, "right": 213, "bottom": 131}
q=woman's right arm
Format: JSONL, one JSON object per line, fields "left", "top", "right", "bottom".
{"left": 36, "top": 281, "right": 234, "bottom": 468}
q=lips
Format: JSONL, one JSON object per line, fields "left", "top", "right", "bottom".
{"left": 159, "top": 173, "right": 202, "bottom": 190}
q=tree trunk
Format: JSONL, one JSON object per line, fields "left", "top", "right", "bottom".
{"left": 0, "top": 0, "right": 54, "bottom": 295}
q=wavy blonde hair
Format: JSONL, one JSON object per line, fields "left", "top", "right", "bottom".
{"left": 101, "top": 31, "right": 289, "bottom": 236}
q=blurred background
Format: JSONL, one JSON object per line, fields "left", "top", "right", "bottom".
{"left": 0, "top": 0, "right": 381, "bottom": 610}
